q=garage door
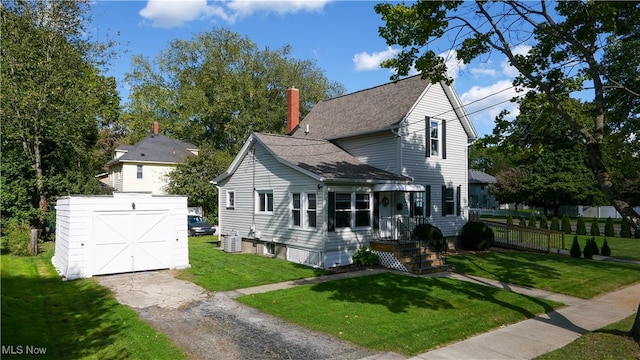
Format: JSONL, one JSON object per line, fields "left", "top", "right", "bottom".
{"left": 92, "top": 210, "right": 172, "bottom": 276}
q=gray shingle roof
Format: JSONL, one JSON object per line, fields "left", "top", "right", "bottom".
{"left": 255, "top": 133, "right": 410, "bottom": 182}
{"left": 291, "top": 75, "right": 430, "bottom": 139}
{"left": 106, "top": 134, "right": 198, "bottom": 166}
{"left": 469, "top": 170, "right": 497, "bottom": 184}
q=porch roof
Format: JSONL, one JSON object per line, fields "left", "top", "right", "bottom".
{"left": 373, "top": 183, "right": 425, "bottom": 192}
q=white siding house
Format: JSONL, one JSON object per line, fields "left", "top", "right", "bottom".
{"left": 106, "top": 122, "right": 198, "bottom": 195}
{"left": 213, "top": 75, "right": 477, "bottom": 270}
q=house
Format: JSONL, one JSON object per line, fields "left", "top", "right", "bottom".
{"left": 106, "top": 122, "right": 198, "bottom": 195}
{"left": 212, "top": 75, "right": 477, "bottom": 270}
{"left": 468, "top": 170, "right": 499, "bottom": 209}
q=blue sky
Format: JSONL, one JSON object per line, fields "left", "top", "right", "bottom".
{"left": 90, "top": 0, "right": 527, "bottom": 138}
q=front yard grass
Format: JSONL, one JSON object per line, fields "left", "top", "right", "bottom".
{"left": 572, "top": 235, "right": 640, "bottom": 261}
{"left": 447, "top": 251, "right": 640, "bottom": 299}
{"left": 177, "top": 235, "right": 329, "bottom": 291}
{"left": 237, "top": 272, "right": 563, "bottom": 356}
{"left": 1, "top": 242, "right": 185, "bottom": 359}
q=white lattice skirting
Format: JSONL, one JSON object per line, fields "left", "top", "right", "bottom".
{"left": 372, "top": 251, "right": 408, "bottom": 272}
{"left": 287, "top": 247, "right": 321, "bottom": 267}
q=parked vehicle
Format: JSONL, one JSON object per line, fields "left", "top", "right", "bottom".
{"left": 187, "top": 215, "right": 216, "bottom": 236}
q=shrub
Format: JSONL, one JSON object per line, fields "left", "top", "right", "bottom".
{"left": 550, "top": 217, "right": 560, "bottom": 231}
{"left": 601, "top": 238, "right": 611, "bottom": 256}
{"left": 352, "top": 247, "right": 380, "bottom": 267}
{"left": 412, "top": 223, "right": 446, "bottom": 252}
{"left": 539, "top": 214, "right": 548, "bottom": 230}
{"left": 620, "top": 220, "right": 632, "bottom": 238}
{"left": 2, "top": 220, "right": 31, "bottom": 256}
{"left": 583, "top": 238, "right": 594, "bottom": 259}
{"left": 635, "top": 228, "right": 640, "bottom": 239}
{"left": 590, "top": 236, "right": 600, "bottom": 256}
{"left": 528, "top": 213, "right": 537, "bottom": 228}
{"left": 561, "top": 214, "right": 572, "bottom": 234}
{"left": 569, "top": 236, "right": 582, "bottom": 258}
{"left": 506, "top": 215, "right": 514, "bottom": 226}
{"left": 518, "top": 217, "right": 526, "bottom": 227}
{"left": 604, "top": 217, "right": 615, "bottom": 237}
{"left": 575, "top": 217, "right": 586, "bottom": 235}
{"left": 461, "top": 221, "right": 494, "bottom": 251}
{"left": 590, "top": 218, "right": 600, "bottom": 236}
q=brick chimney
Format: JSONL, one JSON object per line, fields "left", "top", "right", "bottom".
{"left": 153, "top": 121, "right": 159, "bottom": 135}
{"left": 287, "top": 87, "right": 300, "bottom": 134}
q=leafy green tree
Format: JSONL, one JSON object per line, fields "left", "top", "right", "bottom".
{"left": 576, "top": 217, "right": 587, "bottom": 236}
{"left": 604, "top": 217, "right": 615, "bottom": 237}
{"left": 488, "top": 168, "right": 528, "bottom": 212}
{"left": 590, "top": 218, "right": 601, "bottom": 237}
{"left": 375, "top": 1, "right": 640, "bottom": 233}
{"left": 124, "top": 27, "right": 345, "bottom": 152}
{"left": 1, "top": 0, "right": 119, "bottom": 226}
{"left": 164, "top": 147, "right": 233, "bottom": 219}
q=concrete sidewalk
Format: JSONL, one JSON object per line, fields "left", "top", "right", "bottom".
{"left": 409, "top": 274, "right": 639, "bottom": 360}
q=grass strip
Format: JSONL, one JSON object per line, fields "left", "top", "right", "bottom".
{"left": 447, "top": 251, "right": 640, "bottom": 299}
{"left": 238, "top": 272, "right": 563, "bottom": 356}
{"left": 1, "top": 243, "right": 185, "bottom": 360}
{"left": 177, "top": 235, "right": 329, "bottom": 291}
{"left": 571, "top": 235, "right": 640, "bottom": 261}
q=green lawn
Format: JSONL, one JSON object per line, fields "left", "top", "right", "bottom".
{"left": 237, "top": 272, "right": 563, "bottom": 356}
{"left": 536, "top": 315, "right": 640, "bottom": 360}
{"left": 447, "top": 251, "right": 640, "bottom": 299}
{"left": 176, "top": 235, "right": 329, "bottom": 291}
{"left": 571, "top": 235, "right": 640, "bottom": 261}
{"left": 1, "top": 243, "right": 185, "bottom": 360}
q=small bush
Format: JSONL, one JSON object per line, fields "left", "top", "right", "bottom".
{"left": 550, "top": 217, "right": 560, "bottom": 231}
{"left": 539, "top": 214, "right": 548, "bottom": 230}
{"left": 620, "top": 220, "right": 632, "bottom": 238}
{"left": 562, "top": 214, "right": 572, "bottom": 234}
{"left": 461, "top": 221, "right": 494, "bottom": 251}
{"left": 352, "top": 247, "right": 380, "bottom": 267}
{"left": 518, "top": 217, "right": 526, "bottom": 227}
{"left": 604, "top": 217, "right": 615, "bottom": 237}
{"left": 635, "top": 228, "right": 640, "bottom": 239}
{"left": 2, "top": 220, "right": 31, "bottom": 256}
{"left": 583, "top": 238, "right": 594, "bottom": 259}
{"left": 590, "top": 236, "right": 600, "bottom": 256}
{"left": 590, "top": 218, "right": 600, "bottom": 236}
{"left": 576, "top": 217, "right": 586, "bottom": 235}
{"left": 528, "top": 214, "right": 537, "bottom": 228}
{"left": 569, "top": 236, "right": 582, "bottom": 258}
{"left": 412, "top": 223, "right": 446, "bottom": 252}
{"left": 506, "top": 215, "right": 514, "bottom": 226}
{"left": 601, "top": 238, "right": 611, "bottom": 256}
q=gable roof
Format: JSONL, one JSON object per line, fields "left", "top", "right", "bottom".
{"left": 292, "top": 75, "right": 431, "bottom": 140}
{"left": 106, "top": 134, "right": 198, "bottom": 166}
{"left": 469, "top": 170, "right": 497, "bottom": 184}
{"left": 212, "top": 133, "right": 411, "bottom": 184}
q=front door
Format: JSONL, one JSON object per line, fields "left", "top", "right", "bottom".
{"left": 378, "top": 192, "right": 394, "bottom": 239}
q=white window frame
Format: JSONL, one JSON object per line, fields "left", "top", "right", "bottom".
{"left": 255, "top": 190, "right": 273, "bottom": 214}
{"left": 290, "top": 192, "right": 317, "bottom": 229}
{"left": 335, "top": 192, "right": 372, "bottom": 230}
{"left": 430, "top": 119, "right": 440, "bottom": 157}
{"left": 226, "top": 190, "right": 235, "bottom": 209}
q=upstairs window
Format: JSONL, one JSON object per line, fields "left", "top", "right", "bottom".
{"left": 430, "top": 120, "right": 440, "bottom": 157}
{"left": 426, "top": 117, "right": 446, "bottom": 159}
{"left": 136, "top": 165, "right": 143, "bottom": 179}
{"left": 226, "top": 190, "right": 235, "bottom": 209}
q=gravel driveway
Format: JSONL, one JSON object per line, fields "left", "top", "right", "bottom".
{"left": 96, "top": 271, "right": 403, "bottom": 360}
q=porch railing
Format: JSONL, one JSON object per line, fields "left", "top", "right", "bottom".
{"left": 483, "top": 220, "right": 566, "bottom": 253}
{"left": 378, "top": 216, "right": 429, "bottom": 242}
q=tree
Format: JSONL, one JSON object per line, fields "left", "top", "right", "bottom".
{"left": 488, "top": 167, "right": 528, "bottom": 211}
{"left": 375, "top": 1, "right": 640, "bottom": 232}
{"left": 123, "top": 27, "right": 345, "bottom": 153}
{"left": 1, "top": 1, "right": 120, "bottom": 226}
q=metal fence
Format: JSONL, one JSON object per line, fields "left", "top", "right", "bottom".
{"left": 483, "top": 220, "right": 565, "bottom": 254}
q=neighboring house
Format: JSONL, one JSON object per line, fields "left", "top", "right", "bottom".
{"left": 468, "top": 170, "right": 499, "bottom": 209}
{"left": 213, "top": 75, "right": 477, "bottom": 269}
{"left": 106, "top": 122, "right": 198, "bottom": 194}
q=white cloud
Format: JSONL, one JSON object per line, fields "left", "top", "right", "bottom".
{"left": 470, "top": 67, "right": 498, "bottom": 77}
{"left": 460, "top": 79, "right": 521, "bottom": 137}
{"left": 501, "top": 44, "right": 532, "bottom": 77}
{"left": 438, "top": 49, "right": 466, "bottom": 80}
{"left": 139, "top": 0, "right": 332, "bottom": 28}
{"left": 352, "top": 46, "right": 400, "bottom": 72}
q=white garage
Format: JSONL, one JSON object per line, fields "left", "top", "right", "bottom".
{"left": 52, "top": 193, "right": 190, "bottom": 280}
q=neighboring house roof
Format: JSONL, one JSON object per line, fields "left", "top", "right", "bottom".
{"left": 291, "top": 74, "right": 477, "bottom": 141}
{"left": 106, "top": 134, "right": 198, "bottom": 166}
{"left": 468, "top": 170, "right": 497, "bottom": 184}
{"left": 212, "top": 133, "right": 412, "bottom": 184}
